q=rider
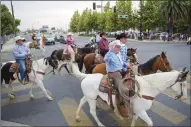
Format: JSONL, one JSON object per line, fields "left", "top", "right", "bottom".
{"left": 104, "top": 40, "right": 122, "bottom": 90}
{"left": 31, "top": 33, "right": 38, "bottom": 48}
{"left": 13, "top": 36, "right": 31, "bottom": 84}
{"left": 116, "top": 33, "right": 129, "bottom": 77}
{"left": 65, "top": 32, "right": 77, "bottom": 53}
{"left": 99, "top": 32, "right": 109, "bottom": 57}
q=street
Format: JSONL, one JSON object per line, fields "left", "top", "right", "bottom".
{"left": 1, "top": 36, "right": 191, "bottom": 126}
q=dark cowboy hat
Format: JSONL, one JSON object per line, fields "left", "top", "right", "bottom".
{"left": 100, "top": 32, "right": 106, "bottom": 37}
{"left": 116, "top": 33, "right": 127, "bottom": 40}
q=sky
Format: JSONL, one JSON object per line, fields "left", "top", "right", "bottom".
{"left": 2, "top": 1, "right": 139, "bottom": 31}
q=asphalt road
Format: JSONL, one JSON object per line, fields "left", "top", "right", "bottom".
{"left": 1, "top": 35, "right": 191, "bottom": 126}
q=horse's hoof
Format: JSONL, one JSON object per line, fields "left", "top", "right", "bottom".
{"left": 76, "top": 117, "right": 81, "bottom": 122}
{"left": 9, "top": 93, "right": 15, "bottom": 99}
{"left": 48, "top": 97, "right": 53, "bottom": 101}
{"left": 30, "top": 95, "right": 34, "bottom": 99}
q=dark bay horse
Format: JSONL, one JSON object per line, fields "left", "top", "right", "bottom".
{"left": 89, "top": 51, "right": 172, "bottom": 75}
{"left": 81, "top": 48, "right": 138, "bottom": 74}
{"left": 51, "top": 46, "right": 96, "bottom": 73}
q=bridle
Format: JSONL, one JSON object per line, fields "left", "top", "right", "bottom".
{"left": 158, "top": 55, "right": 170, "bottom": 72}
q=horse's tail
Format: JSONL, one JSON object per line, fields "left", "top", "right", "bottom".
{"left": 88, "top": 64, "right": 96, "bottom": 74}
{"left": 78, "top": 55, "right": 85, "bottom": 72}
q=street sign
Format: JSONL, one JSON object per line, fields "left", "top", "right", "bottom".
{"left": 97, "top": 5, "right": 102, "bottom": 8}
{"left": 118, "top": 15, "right": 128, "bottom": 19}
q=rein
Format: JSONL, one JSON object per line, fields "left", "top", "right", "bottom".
{"left": 158, "top": 55, "right": 170, "bottom": 72}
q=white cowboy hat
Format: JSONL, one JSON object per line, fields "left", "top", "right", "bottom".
{"left": 109, "top": 40, "right": 121, "bottom": 49}
{"left": 15, "top": 36, "right": 23, "bottom": 42}
{"left": 67, "top": 32, "right": 73, "bottom": 36}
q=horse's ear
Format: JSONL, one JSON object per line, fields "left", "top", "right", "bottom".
{"left": 182, "top": 67, "right": 187, "bottom": 72}
{"left": 161, "top": 51, "right": 166, "bottom": 58}
{"left": 180, "top": 70, "right": 189, "bottom": 80}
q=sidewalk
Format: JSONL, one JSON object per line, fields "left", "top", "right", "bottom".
{"left": 1, "top": 38, "right": 15, "bottom": 52}
{"left": 1, "top": 120, "right": 31, "bottom": 126}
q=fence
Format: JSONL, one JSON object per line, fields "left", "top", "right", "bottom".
{"left": 0, "top": 33, "right": 18, "bottom": 44}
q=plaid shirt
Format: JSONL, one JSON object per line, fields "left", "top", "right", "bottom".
{"left": 119, "top": 44, "right": 128, "bottom": 71}
{"left": 104, "top": 50, "right": 122, "bottom": 72}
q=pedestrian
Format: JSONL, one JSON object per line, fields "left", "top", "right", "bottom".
{"left": 99, "top": 32, "right": 109, "bottom": 57}
{"left": 13, "top": 36, "right": 31, "bottom": 84}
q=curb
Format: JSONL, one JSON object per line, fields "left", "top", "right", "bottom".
{"left": 1, "top": 120, "right": 31, "bottom": 126}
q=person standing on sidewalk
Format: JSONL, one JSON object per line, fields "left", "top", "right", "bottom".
{"left": 13, "top": 36, "right": 31, "bottom": 84}
{"left": 99, "top": 32, "right": 109, "bottom": 57}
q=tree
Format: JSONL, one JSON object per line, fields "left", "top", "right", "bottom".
{"left": 160, "top": 0, "right": 189, "bottom": 34}
{"left": 1, "top": 4, "right": 21, "bottom": 36}
{"left": 69, "top": 10, "right": 80, "bottom": 32}
{"left": 78, "top": 8, "right": 89, "bottom": 32}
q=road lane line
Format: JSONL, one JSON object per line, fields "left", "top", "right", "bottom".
{"left": 97, "top": 98, "right": 145, "bottom": 126}
{"left": 162, "top": 88, "right": 190, "bottom": 105}
{"left": 1, "top": 83, "right": 39, "bottom": 94}
{"left": 58, "top": 98, "right": 93, "bottom": 126}
{"left": 1, "top": 90, "right": 52, "bottom": 107}
{"left": 151, "top": 100, "right": 187, "bottom": 124}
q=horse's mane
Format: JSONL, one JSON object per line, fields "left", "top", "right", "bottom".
{"left": 139, "top": 55, "right": 159, "bottom": 71}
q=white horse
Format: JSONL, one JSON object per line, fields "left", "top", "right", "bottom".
{"left": 67, "top": 54, "right": 188, "bottom": 126}
{"left": 1, "top": 56, "right": 59, "bottom": 101}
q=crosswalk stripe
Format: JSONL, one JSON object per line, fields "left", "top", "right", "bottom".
{"left": 1, "top": 83, "right": 39, "bottom": 94}
{"left": 1, "top": 91, "right": 49, "bottom": 107}
{"left": 97, "top": 98, "right": 145, "bottom": 126}
{"left": 162, "top": 88, "right": 190, "bottom": 105}
{"left": 151, "top": 100, "right": 187, "bottom": 124}
{"left": 58, "top": 98, "right": 93, "bottom": 126}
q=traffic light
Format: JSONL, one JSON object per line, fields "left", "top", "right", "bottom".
{"left": 113, "top": 6, "right": 116, "bottom": 13}
{"left": 93, "top": 2, "right": 96, "bottom": 10}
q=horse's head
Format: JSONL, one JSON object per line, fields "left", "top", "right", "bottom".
{"left": 44, "top": 56, "right": 59, "bottom": 70}
{"left": 170, "top": 68, "right": 189, "bottom": 101}
{"left": 157, "top": 51, "right": 172, "bottom": 72}
{"left": 127, "top": 48, "right": 138, "bottom": 64}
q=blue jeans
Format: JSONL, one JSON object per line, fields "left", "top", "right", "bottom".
{"left": 16, "top": 59, "right": 26, "bottom": 81}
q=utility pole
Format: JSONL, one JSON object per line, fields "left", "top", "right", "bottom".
{"left": 139, "top": 0, "right": 143, "bottom": 40}
{"left": 10, "top": 0, "right": 16, "bottom": 37}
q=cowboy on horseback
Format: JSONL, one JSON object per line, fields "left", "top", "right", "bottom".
{"left": 31, "top": 33, "right": 39, "bottom": 49}
{"left": 13, "top": 36, "right": 31, "bottom": 84}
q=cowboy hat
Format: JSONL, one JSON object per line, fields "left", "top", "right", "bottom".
{"left": 15, "top": 36, "right": 23, "bottom": 42}
{"left": 109, "top": 40, "right": 121, "bottom": 49}
{"left": 116, "top": 33, "right": 127, "bottom": 40}
{"left": 67, "top": 32, "right": 73, "bottom": 36}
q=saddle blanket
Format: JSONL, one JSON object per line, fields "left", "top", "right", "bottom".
{"left": 99, "top": 75, "right": 116, "bottom": 94}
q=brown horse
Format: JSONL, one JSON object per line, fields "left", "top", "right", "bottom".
{"left": 90, "top": 51, "right": 172, "bottom": 75}
{"left": 82, "top": 48, "right": 138, "bottom": 74}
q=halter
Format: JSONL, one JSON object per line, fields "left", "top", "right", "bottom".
{"left": 158, "top": 55, "right": 170, "bottom": 72}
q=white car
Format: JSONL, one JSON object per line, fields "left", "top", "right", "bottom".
{"left": 44, "top": 34, "right": 55, "bottom": 45}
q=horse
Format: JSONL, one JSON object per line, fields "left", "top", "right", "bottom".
{"left": 82, "top": 48, "right": 138, "bottom": 74}
{"left": 50, "top": 46, "right": 97, "bottom": 73}
{"left": 88, "top": 51, "right": 172, "bottom": 75}
{"left": 24, "top": 35, "right": 46, "bottom": 57}
{"left": 1, "top": 55, "right": 59, "bottom": 100}
{"left": 67, "top": 54, "right": 188, "bottom": 126}
{"left": 133, "top": 51, "right": 172, "bottom": 75}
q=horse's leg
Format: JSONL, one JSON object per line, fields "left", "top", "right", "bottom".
{"left": 87, "top": 98, "right": 104, "bottom": 126}
{"left": 8, "top": 81, "right": 15, "bottom": 99}
{"left": 131, "top": 114, "right": 138, "bottom": 127}
{"left": 64, "top": 65, "right": 70, "bottom": 74}
{"left": 29, "top": 82, "right": 35, "bottom": 99}
{"left": 76, "top": 96, "right": 87, "bottom": 122}
{"left": 136, "top": 110, "right": 153, "bottom": 126}
{"left": 36, "top": 80, "right": 53, "bottom": 101}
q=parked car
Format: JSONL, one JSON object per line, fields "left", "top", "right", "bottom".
{"left": 59, "top": 35, "right": 66, "bottom": 44}
{"left": 44, "top": 34, "right": 55, "bottom": 45}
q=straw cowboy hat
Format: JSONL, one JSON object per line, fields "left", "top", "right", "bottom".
{"left": 15, "top": 36, "right": 23, "bottom": 42}
{"left": 67, "top": 32, "right": 73, "bottom": 36}
{"left": 108, "top": 40, "right": 121, "bottom": 50}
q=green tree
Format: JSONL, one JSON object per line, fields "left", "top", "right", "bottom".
{"left": 78, "top": 8, "right": 89, "bottom": 32}
{"left": 69, "top": 10, "right": 80, "bottom": 32}
{"left": 160, "top": 0, "right": 189, "bottom": 33}
{"left": 1, "top": 4, "right": 21, "bottom": 36}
